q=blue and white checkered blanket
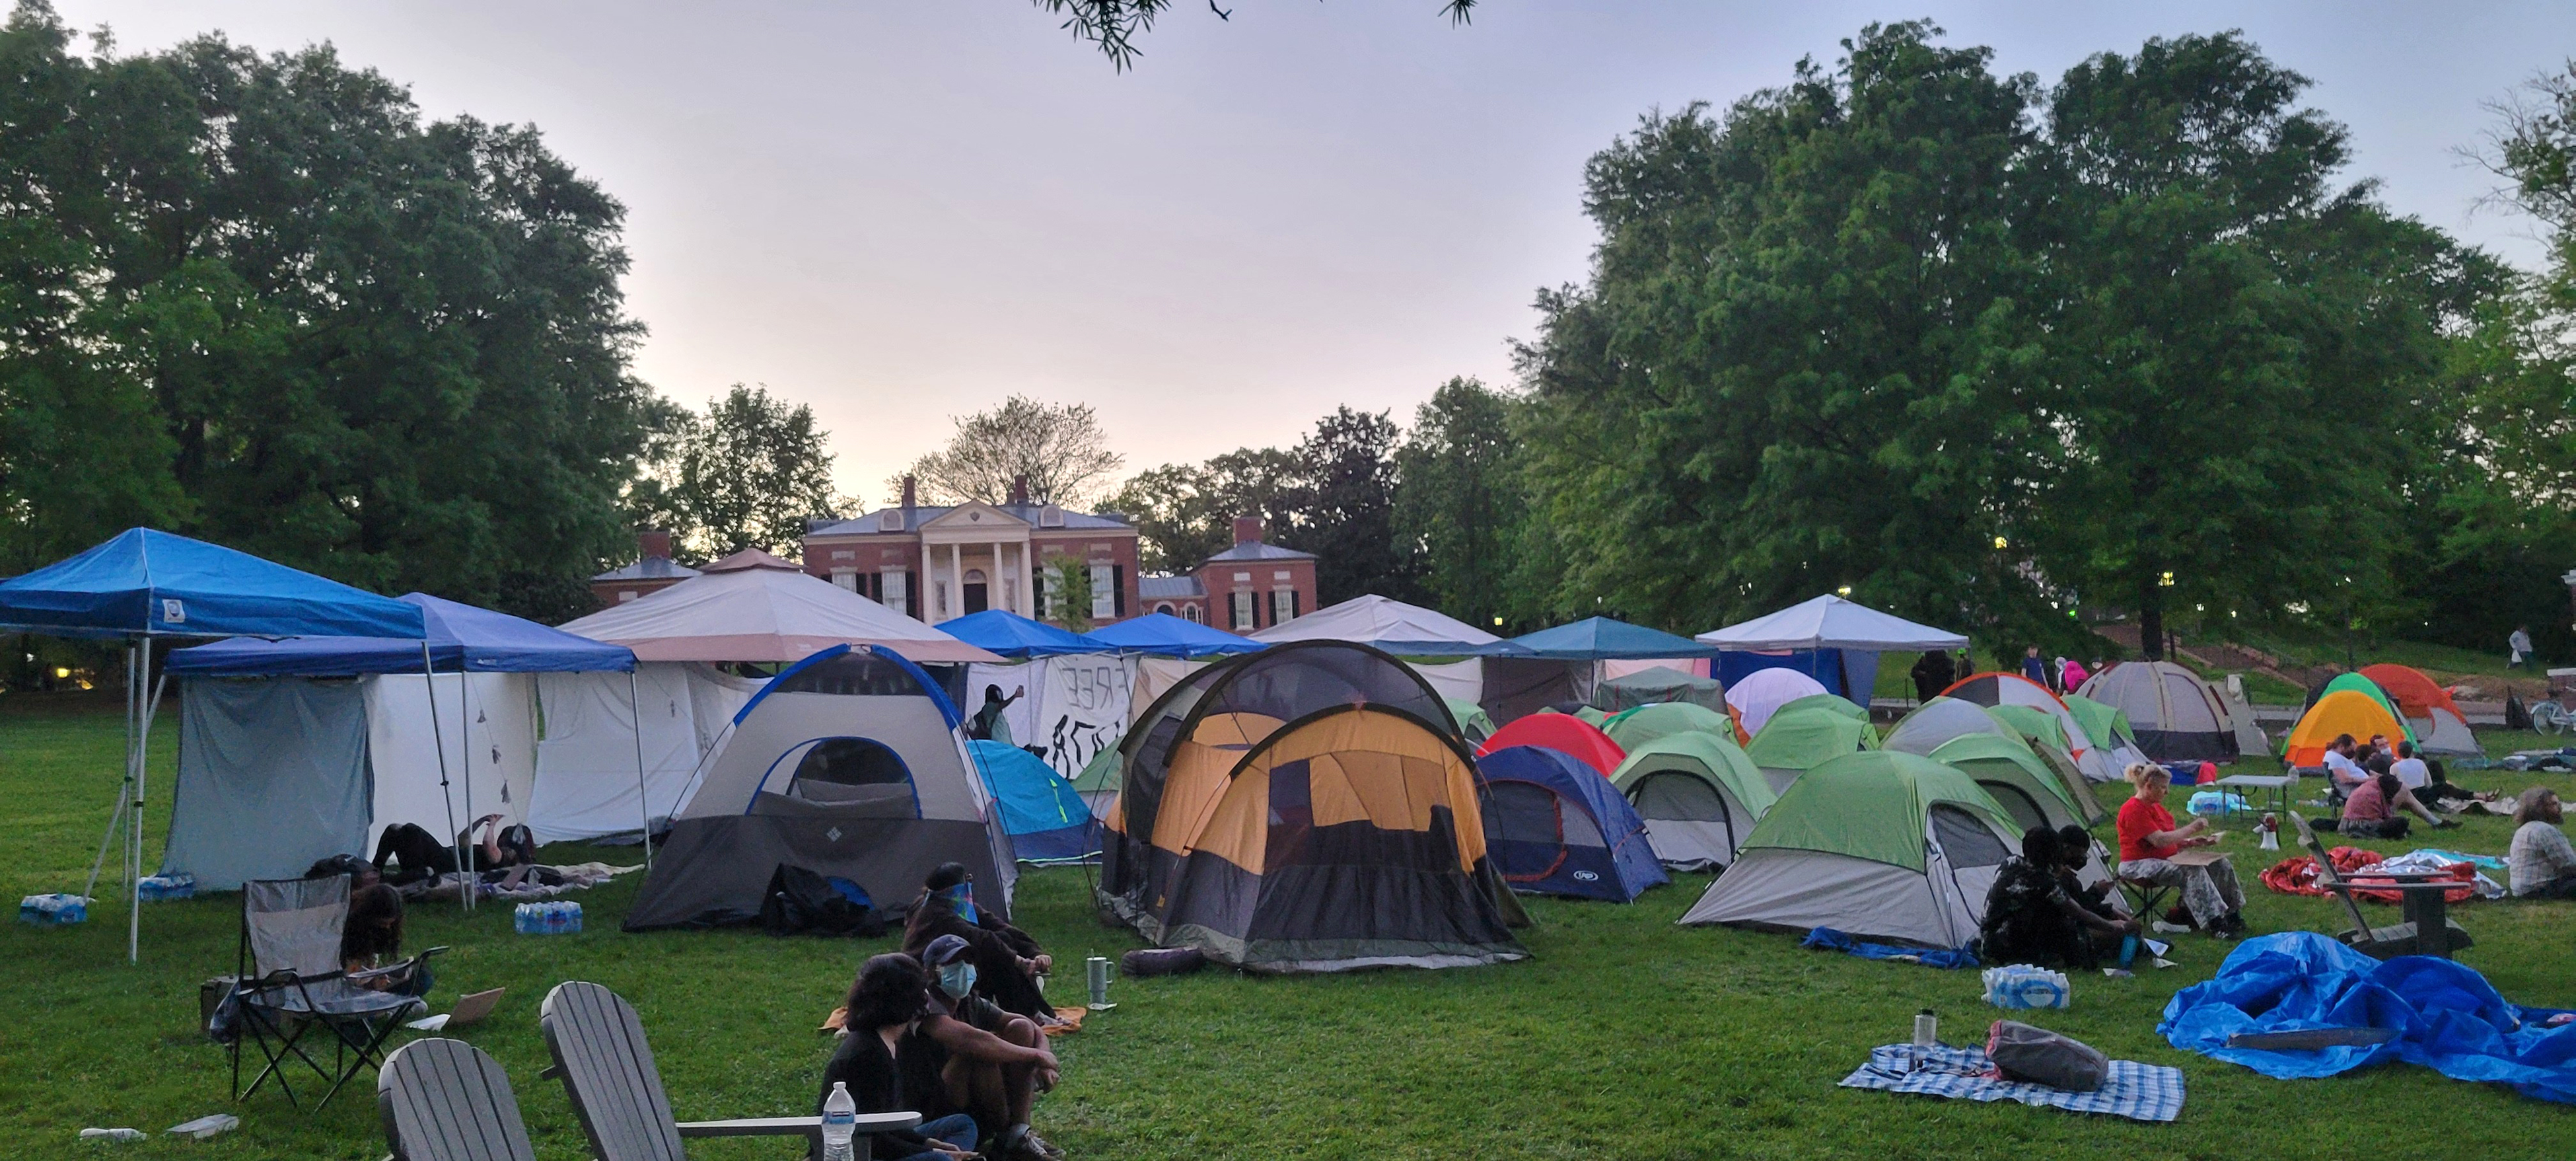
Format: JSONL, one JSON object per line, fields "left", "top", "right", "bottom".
{"left": 1840, "top": 1043, "right": 2185, "bottom": 1123}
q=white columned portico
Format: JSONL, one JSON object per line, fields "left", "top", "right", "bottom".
{"left": 948, "top": 542, "right": 963, "bottom": 622}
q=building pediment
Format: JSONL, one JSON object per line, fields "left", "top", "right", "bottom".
{"left": 919, "top": 502, "right": 1030, "bottom": 538}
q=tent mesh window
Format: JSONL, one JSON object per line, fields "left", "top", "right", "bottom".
{"left": 1929, "top": 805, "right": 2011, "bottom": 869}
{"left": 1190, "top": 646, "right": 1446, "bottom": 741}
{"left": 1978, "top": 781, "right": 2052, "bottom": 835}
{"left": 1631, "top": 772, "right": 1732, "bottom": 828}
{"left": 791, "top": 738, "right": 911, "bottom": 788}
{"left": 771, "top": 652, "right": 927, "bottom": 698}
{"left": 1486, "top": 781, "right": 1569, "bottom": 881}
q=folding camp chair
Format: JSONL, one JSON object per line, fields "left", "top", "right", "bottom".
{"left": 380, "top": 1037, "right": 537, "bottom": 1161}
{"left": 538, "top": 981, "right": 920, "bottom": 1161}
{"left": 227, "top": 876, "right": 444, "bottom": 1110}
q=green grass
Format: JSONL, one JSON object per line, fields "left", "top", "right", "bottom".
{"left": 5, "top": 694, "right": 2576, "bottom": 1160}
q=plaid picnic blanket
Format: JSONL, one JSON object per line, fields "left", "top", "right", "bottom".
{"left": 1840, "top": 1043, "right": 2185, "bottom": 1123}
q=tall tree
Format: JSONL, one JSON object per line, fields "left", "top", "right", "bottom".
{"left": 631, "top": 385, "right": 841, "bottom": 558}
{"left": 1287, "top": 406, "right": 1416, "bottom": 605}
{"left": 1105, "top": 447, "right": 1305, "bottom": 573}
{"left": 1392, "top": 377, "right": 1522, "bottom": 625}
{"left": 895, "top": 394, "right": 1124, "bottom": 507}
{"left": 1515, "top": 22, "right": 2044, "bottom": 636}
{"left": 1034, "top": 1, "right": 1476, "bottom": 71}
{"left": 2022, "top": 34, "right": 2486, "bottom": 657}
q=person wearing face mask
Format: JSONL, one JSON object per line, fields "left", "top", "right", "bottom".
{"left": 820, "top": 954, "right": 979, "bottom": 1161}
{"left": 915, "top": 935, "right": 1065, "bottom": 1161}
{"left": 902, "top": 863, "right": 1059, "bottom": 1024}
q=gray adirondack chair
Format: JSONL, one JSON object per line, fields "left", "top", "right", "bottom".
{"left": 2291, "top": 813, "right": 2474, "bottom": 959}
{"left": 379, "top": 1037, "right": 536, "bottom": 1161}
{"left": 538, "top": 981, "right": 919, "bottom": 1161}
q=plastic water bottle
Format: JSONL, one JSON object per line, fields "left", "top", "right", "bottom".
{"left": 562, "top": 902, "right": 583, "bottom": 934}
{"left": 513, "top": 903, "right": 532, "bottom": 934}
{"left": 546, "top": 902, "right": 567, "bottom": 934}
{"left": 79, "top": 1127, "right": 146, "bottom": 1142}
{"left": 819, "top": 1080, "right": 858, "bottom": 1161}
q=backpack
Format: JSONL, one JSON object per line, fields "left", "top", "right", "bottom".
{"left": 1987, "top": 1020, "right": 2108, "bottom": 1092}
{"left": 758, "top": 864, "right": 886, "bottom": 938}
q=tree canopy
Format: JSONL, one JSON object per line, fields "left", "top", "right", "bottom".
{"left": 896, "top": 394, "right": 1124, "bottom": 508}
{"left": 627, "top": 385, "right": 843, "bottom": 559}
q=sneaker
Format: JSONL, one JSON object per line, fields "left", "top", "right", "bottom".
{"left": 1024, "top": 1131, "right": 1067, "bottom": 1161}
{"left": 2151, "top": 920, "right": 2193, "bottom": 935}
{"left": 999, "top": 1125, "right": 1064, "bottom": 1161}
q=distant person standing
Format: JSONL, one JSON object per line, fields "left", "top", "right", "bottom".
{"left": 2061, "top": 657, "right": 2091, "bottom": 692}
{"left": 1910, "top": 650, "right": 1954, "bottom": 702}
{"left": 2022, "top": 646, "right": 2048, "bottom": 689}
{"left": 2509, "top": 625, "right": 2534, "bottom": 669}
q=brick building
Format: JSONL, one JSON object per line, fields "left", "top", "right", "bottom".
{"left": 800, "top": 476, "right": 1143, "bottom": 626}
{"left": 590, "top": 529, "right": 699, "bottom": 607}
{"left": 1136, "top": 517, "right": 1318, "bottom": 633}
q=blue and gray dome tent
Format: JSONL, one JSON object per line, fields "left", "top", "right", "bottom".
{"left": 1473, "top": 745, "right": 1668, "bottom": 902}
{"left": 968, "top": 740, "right": 1101, "bottom": 863}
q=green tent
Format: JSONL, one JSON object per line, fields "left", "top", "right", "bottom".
{"left": 1071, "top": 743, "right": 1120, "bottom": 820}
{"left": 1984, "top": 703, "right": 2069, "bottom": 753}
{"left": 2319, "top": 673, "right": 2414, "bottom": 744}
{"left": 1610, "top": 731, "right": 1777, "bottom": 870}
{"left": 2063, "top": 694, "right": 2141, "bottom": 756}
{"left": 1929, "top": 733, "right": 2103, "bottom": 829}
{"left": 1444, "top": 697, "right": 1497, "bottom": 745}
{"left": 1677, "top": 751, "right": 2022, "bottom": 947}
{"left": 1778, "top": 692, "right": 1869, "bottom": 722}
{"left": 1603, "top": 701, "right": 1738, "bottom": 752}
{"left": 1744, "top": 703, "right": 1877, "bottom": 792}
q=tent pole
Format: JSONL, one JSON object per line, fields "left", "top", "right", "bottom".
{"left": 422, "top": 642, "right": 463, "bottom": 911}
{"left": 129, "top": 640, "right": 151, "bottom": 964}
{"left": 85, "top": 642, "right": 137, "bottom": 908}
{"left": 628, "top": 669, "right": 652, "bottom": 869}
{"left": 460, "top": 669, "right": 476, "bottom": 911}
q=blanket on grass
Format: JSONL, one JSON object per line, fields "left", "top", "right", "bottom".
{"left": 1800, "top": 927, "right": 1977, "bottom": 969}
{"left": 2159, "top": 932, "right": 2576, "bottom": 1104}
{"left": 1838, "top": 1043, "right": 2184, "bottom": 1122}
{"left": 2256, "top": 848, "right": 2482, "bottom": 904}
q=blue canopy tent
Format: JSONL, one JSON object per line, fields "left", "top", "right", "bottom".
{"left": 1081, "top": 612, "right": 1264, "bottom": 658}
{"left": 0, "top": 529, "right": 425, "bottom": 960}
{"left": 1507, "top": 617, "right": 1724, "bottom": 661}
{"left": 937, "top": 609, "right": 1099, "bottom": 659}
{"left": 967, "top": 739, "right": 1101, "bottom": 863}
{"left": 166, "top": 593, "right": 643, "bottom": 885}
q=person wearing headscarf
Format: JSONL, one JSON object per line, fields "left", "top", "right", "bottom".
{"left": 901, "top": 863, "right": 1057, "bottom": 1022}
{"left": 1979, "top": 827, "right": 2140, "bottom": 969}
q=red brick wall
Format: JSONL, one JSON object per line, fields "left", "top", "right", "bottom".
{"left": 1196, "top": 557, "right": 1316, "bottom": 632}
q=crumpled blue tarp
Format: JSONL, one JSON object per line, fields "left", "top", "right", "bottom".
{"left": 1801, "top": 926, "right": 1978, "bottom": 969}
{"left": 2159, "top": 932, "right": 2576, "bottom": 1104}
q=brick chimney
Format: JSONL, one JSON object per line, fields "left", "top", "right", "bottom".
{"left": 1009, "top": 474, "right": 1030, "bottom": 506}
{"left": 900, "top": 474, "right": 917, "bottom": 511}
{"left": 638, "top": 528, "right": 672, "bottom": 560}
{"left": 1233, "top": 516, "right": 1262, "bottom": 546}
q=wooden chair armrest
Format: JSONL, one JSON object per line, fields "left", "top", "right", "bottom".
{"left": 675, "top": 1112, "right": 920, "bottom": 1138}
{"left": 2325, "top": 880, "right": 2462, "bottom": 893}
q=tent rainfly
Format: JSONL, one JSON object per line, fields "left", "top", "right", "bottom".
{"left": 1248, "top": 593, "right": 1529, "bottom": 656}
{"left": 2357, "top": 664, "right": 2478, "bottom": 757}
{"left": 2074, "top": 661, "right": 2240, "bottom": 763}
{"left": 1079, "top": 612, "right": 1264, "bottom": 658}
{"left": 1609, "top": 731, "right": 1777, "bottom": 870}
{"left": 1590, "top": 666, "right": 1729, "bottom": 714}
{"left": 1475, "top": 745, "right": 1668, "bottom": 901}
{"left": 1725, "top": 668, "right": 1832, "bottom": 737}
{"left": 557, "top": 565, "right": 999, "bottom": 664}
{"left": 1476, "top": 713, "right": 1628, "bottom": 778}
{"left": 1744, "top": 702, "right": 1878, "bottom": 792}
{"left": 1601, "top": 702, "right": 1736, "bottom": 753}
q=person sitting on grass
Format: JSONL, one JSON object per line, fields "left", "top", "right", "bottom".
{"left": 2510, "top": 788, "right": 2576, "bottom": 899}
{"left": 902, "top": 863, "right": 1059, "bottom": 1024}
{"left": 2116, "top": 763, "right": 2248, "bottom": 938}
{"left": 1980, "top": 827, "right": 2141, "bottom": 969}
{"left": 2394, "top": 743, "right": 2494, "bottom": 807}
{"left": 820, "top": 954, "right": 980, "bottom": 1161}
{"left": 2319, "top": 771, "right": 2452, "bottom": 839}
{"left": 2053, "top": 825, "right": 2125, "bottom": 922}
{"left": 915, "top": 934, "right": 1065, "bottom": 1161}
{"left": 2318, "top": 735, "right": 2368, "bottom": 803}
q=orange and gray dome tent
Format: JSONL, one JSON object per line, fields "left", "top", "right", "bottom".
{"left": 2283, "top": 690, "right": 2408, "bottom": 768}
{"left": 1097, "top": 640, "right": 1529, "bottom": 973}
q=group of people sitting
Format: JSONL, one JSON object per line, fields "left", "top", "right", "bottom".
{"left": 1979, "top": 761, "right": 2253, "bottom": 967}
{"left": 2314, "top": 733, "right": 2489, "bottom": 840}
{"left": 821, "top": 863, "right": 1069, "bottom": 1161}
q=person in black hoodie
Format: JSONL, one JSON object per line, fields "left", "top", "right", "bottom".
{"left": 818, "top": 954, "right": 978, "bottom": 1161}
{"left": 1910, "top": 650, "right": 1956, "bottom": 703}
{"left": 900, "top": 863, "right": 1059, "bottom": 1024}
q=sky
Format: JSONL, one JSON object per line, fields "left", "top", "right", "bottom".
{"left": 52, "top": 1, "right": 2576, "bottom": 506}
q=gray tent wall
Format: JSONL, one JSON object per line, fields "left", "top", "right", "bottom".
{"left": 163, "top": 679, "right": 374, "bottom": 890}
{"left": 1480, "top": 657, "right": 1583, "bottom": 725}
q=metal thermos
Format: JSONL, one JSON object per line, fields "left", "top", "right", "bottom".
{"left": 1086, "top": 955, "right": 1115, "bottom": 1010}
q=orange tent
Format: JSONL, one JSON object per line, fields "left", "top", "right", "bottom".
{"left": 2283, "top": 690, "right": 2406, "bottom": 768}
{"left": 2357, "top": 664, "right": 2460, "bottom": 720}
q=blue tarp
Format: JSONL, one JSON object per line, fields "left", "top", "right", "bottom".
{"left": 166, "top": 593, "right": 633, "bottom": 675}
{"left": 938, "top": 610, "right": 1099, "bottom": 659}
{"left": 1080, "top": 612, "right": 1264, "bottom": 658}
{"left": 1474, "top": 744, "right": 1668, "bottom": 902}
{"left": 1801, "top": 927, "right": 1979, "bottom": 969}
{"left": 0, "top": 528, "right": 424, "bottom": 640}
{"left": 968, "top": 739, "right": 1100, "bottom": 863}
{"left": 2161, "top": 932, "right": 2576, "bottom": 1104}
{"left": 1507, "top": 617, "right": 1723, "bottom": 661}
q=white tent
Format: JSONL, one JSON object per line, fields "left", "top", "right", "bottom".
{"left": 966, "top": 653, "right": 1136, "bottom": 778}
{"left": 1249, "top": 593, "right": 1506, "bottom": 654}
{"left": 526, "top": 663, "right": 764, "bottom": 843}
{"left": 1881, "top": 696, "right": 2017, "bottom": 757}
{"left": 1698, "top": 594, "right": 1968, "bottom": 652}
{"left": 557, "top": 564, "right": 999, "bottom": 664}
{"left": 1725, "top": 668, "right": 1830, "bottom": 736}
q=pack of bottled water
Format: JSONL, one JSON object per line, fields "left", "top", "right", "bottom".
{"left": 513, "top": 901, "right": 583, "bottom": 934}
{"left": 137, "top": 873, "right": 196, "bottom": 901}
{"left": 18, "top": 893, "right": 87, "bottom": 926}
{"left": 1982, "top": 963, "right": 2071, "bottom": 1009}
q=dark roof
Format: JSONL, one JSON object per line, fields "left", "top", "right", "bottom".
{"left": 592, "top": 555, "right": 699, "bottom": 583}
{"left": 699, "top": 547, "right": 802, "bottom": 573}
{"left": 1138, "top": 575, "right": 1206, "bottom": 600}
{"left": 1199, "top": 539, "right": 1316, "bottom": 564}
{"left": 807, "top": 503, "right": 1133, "bottom": 537}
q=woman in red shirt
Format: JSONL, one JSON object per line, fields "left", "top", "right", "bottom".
{"left": 2114, "top": 763, "right": 2247, "bottom": 936}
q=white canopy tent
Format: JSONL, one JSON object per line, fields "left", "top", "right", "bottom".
{"left": 1249, "top": 593, "right": 1510, "bottom": 654}
{"left": 557, "top": 564, "right": 999, "bottom": 665}
{"left": 1698, "top": 595, "right": 1968, "bottom": 708}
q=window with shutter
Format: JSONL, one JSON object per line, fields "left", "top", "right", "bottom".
{"left": 1089, "top": 564, "right": 1114, "bottom": 620}
{"left": 1231, "top": 590, "right": 1255, "bottom": 631}
{"left": 1112, "top": 565, "right": 1127, "bottom": 617}
{"left": 1271, "top": 587, "right": 1295, "bottom": 625}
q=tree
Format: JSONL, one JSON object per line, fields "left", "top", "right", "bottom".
{"left": 1104, "top": 446, "right": 1305, "bottom": 573}
{"left": 894, "top": 394, "right": 1124, "bottom": 507}
{"left": 1041, "top": 554, "right": 1092, "bottom": 632}
{"left": 631, "top": 385, "right": 841, "bottom": 558}
{"left": 1285, "top": 406, "right": 1417, "bottom": 605}
{"left": 1392, "top": 377, "right": 1522, "bottom": 625}
{"left": 2021, "top": 34, "right": 2487, "bottom": 657}
{"left": 0, "top": 5, "right": 662, "bottom": 609}
{"left": 1033, "top": 0, "right": 1476, "bottom": 71}
{"left": 1514, "top": 23, "right": 2044, "bottom": 637}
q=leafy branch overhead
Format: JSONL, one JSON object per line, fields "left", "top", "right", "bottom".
{"left": 1030, "top": 0, "right": 1475, "bottom": 71}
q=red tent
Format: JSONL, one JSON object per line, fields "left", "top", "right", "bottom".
{"left": 2357, "top": 663, "right": 2462, "bottom": 720}
{"left": 1476, "top": 713, "right": 1627, "bottom": 778}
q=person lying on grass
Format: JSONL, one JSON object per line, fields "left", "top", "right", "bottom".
{"left": 820, "top": 954, "right": 980, "bottom": 1161}
{"left": 369, "top": 815, "right": 536, "bottom": 886}
{"left": 2116, "top": 763, "right": 2248, "bottom": 938}
{"left": 1980, "top": 826, "right": 2141, "bottom": 970}
{"left": 2394, "top": 742, "right": 2495, "bottom": 808}
{"left": 2318, "top": 772, "right": 2453, "bottom": 840}
{"left": 2510, "top": 788, "right": 2576, "bottom": 899}
{"left": 915, "top": 934, "right": 1065, "bottom": 1161}
{"left": 902, "top": 862, "right": 1062, "bottom": 1025}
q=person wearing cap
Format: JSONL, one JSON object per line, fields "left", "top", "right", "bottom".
{"left": 902, "top": 862, "right": 1058, "bottom": 1022}
{"left": 916, "top": 934, "right": 1064, "bottom": 1161}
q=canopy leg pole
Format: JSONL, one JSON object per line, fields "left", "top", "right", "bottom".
{"left": 629, "top": 670, "right": 652, "bottom": 870}
{"left": 423, "top": 642, "right": 462, "bottom": 911}
{"left": 84, "top": 642, "right": 137, "bottom": 907}
{"left": 129, "top": 642, "right": 153, "bottom": 964}
{"left": 460, "top": 671, "right": 476, "bottom": 911}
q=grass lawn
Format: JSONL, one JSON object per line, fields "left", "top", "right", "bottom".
{"left": 5, "top": 693, "right": 2575, "bottom": 1160}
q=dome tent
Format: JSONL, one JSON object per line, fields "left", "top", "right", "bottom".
{"left": 968, "top": 740, "right": 1100, "bottom": 864}
{"left": 1744, "top": 702, "right": 1877, "bottom": 793}
{"left": 2284, "top": 691, "right": 2408, "bottom": 769}
{"left": 1927, "top": 733, "right": 2105, "bottom": 831}
{"left": 1880, "top": 696, "right": 2018, "bottom": 758}
{"left": 624, "top": 645, "right": 1015, "bottom": 932}
{"left": 2316, "top": 673, "right": 2415, "bottom": 747}
{"left": 1939, "top": 671, "right": 2119, "bottom": 783}
{"left": 2358, "top": 663, "right": 2478, "bottom": 757}
{"left": 1677, "top": 751, "right": 2022, "bottom": 948}
{"left": 2075, "top": 661, "right": 2237, "bottom": 763}
{"left": 2063, "top": 694, "right": 2152, "bottom": 772}
{"left": 1445, "top": 697, "right": 1499, "bottom": 746}
{"left": 1590, "top": 665, "right": 1728, "bottom": 714}
{"left": 1725, "top": 667, "right": 1832, "bottom": 737}
{"left": 1474, "top": 745, "right": 1668, "bottom": 901}
{"left": 1097, "top": 641, "right": 1525, "bottom": 973}
{"left": 1601, "top": 701, "right": 1736, "bottom": 753}
{"left": 1609, "top": 731, "right": 1777, "bottom": 870}
{"left": 1477, "top": 713, "right": 1628, "bottom": 778}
